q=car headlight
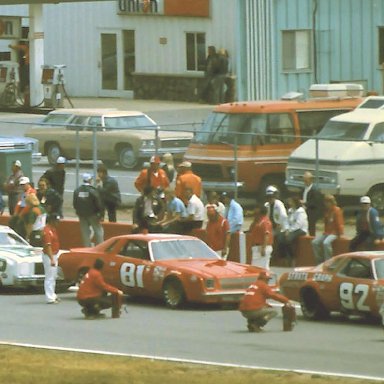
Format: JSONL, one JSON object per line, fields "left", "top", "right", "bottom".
{"left": 0, "top": 259, "right": 6, "bottom": 272}
{"left": 205, "top": 278, "right": 215, "bottom": 289}
{"left": 141, "top": 139, "right": 156, "bottom": 148}
{"left": 18, "top": 262, "right": 31, "bottom": 277}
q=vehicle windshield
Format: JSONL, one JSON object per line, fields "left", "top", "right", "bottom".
{"left": 193, "top": 112, "right": 294, "bottom": 145}
{"left": 104, "top": 115, "right": 157, "bottom": 130}
{"left": 0, "top": 231, "right": 30, "bottom": 247}
{"left": 316, "top": 120, "right": 369, "bottom": 140}
{"left": 150, "top": 239, "right": 219, "bottom": 261}
{"left": 42, "top": 114, "right": 72, "bottom": 125}
{"left": 374, "top": 259, "right": 384, "bottom": 279}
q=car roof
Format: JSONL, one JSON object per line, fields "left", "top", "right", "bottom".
{"left": 70, "top": 110, "right": 146, "bottom": 117}
{"left": 109, "top": 233, "right": 197, "bottom": 242}
{"left": 47, "top": 108, "right": 117, "bottom": 115}
{"left": 330, "top": 109, "right": 384, "bottom": 124}
{"left": 335, "top": 251, "right": 384, "bottom": 260}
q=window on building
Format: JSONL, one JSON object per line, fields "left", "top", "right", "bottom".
{"left": 186, "top": 32, "right": 206, "bottom": 71}
{"left": 379, "top": 27, "right": 384, "bottom": 65}
{"left": 282, "top": 30, "right": 312, "bottom": 71}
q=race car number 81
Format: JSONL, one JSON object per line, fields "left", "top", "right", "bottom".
{"left": 339, "top": 282, "right": 370, "bottom": 312}
{"left": 120, "top": 263, "right": 145, "bottom": 288}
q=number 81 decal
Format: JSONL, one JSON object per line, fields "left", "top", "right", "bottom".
{"left": 339, "top": 282, "right": 370, "bottom": 312}
{"left": 120, "top": 263, "right": 145, "bottom": 288}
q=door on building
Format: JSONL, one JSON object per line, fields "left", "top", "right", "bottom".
{"left": 99, "top": 30, "right": 135, "bottom": 97}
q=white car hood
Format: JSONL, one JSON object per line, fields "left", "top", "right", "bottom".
{"left": 0, "top": 246, "right": 42, "bottom": 263}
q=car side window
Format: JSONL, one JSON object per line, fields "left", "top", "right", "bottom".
{"left": 339, "top": 258, "right": 374, "bottom": 279}
{"left": 266, "top": 113, "right": 295, "bottom": 144}
{"left": 68, "top": 116, "right": 88, "bottom": 131}
{"left": 118, "top": 241, "right": 150, "bottom": 260}
{"left": 88, "top": 116, "right": 103, "bottom": 131}
{"left": 369, "top": 122, "right": 384, "bottom": 142}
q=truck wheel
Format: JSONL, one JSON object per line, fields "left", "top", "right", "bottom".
{"left": 47, "top": 143, "right": 61, "bottom": 165}
{"left": 163, "top": 279, "right": 186, "bottom": 309}
{"left": 300, "top": 287, "right": 329, "bottom": 320}
{"left": 368, "top": 184, "right": 384, "bottom": 212}
{"left": 118, "top": 145, "right": 139, "bottom": 170}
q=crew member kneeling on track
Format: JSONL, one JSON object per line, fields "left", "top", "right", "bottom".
{"left": 239, "top": 271, "right": 292, "bottom": 332}
{"left": 77, "top": 258, "right": 123, "bottom": 319}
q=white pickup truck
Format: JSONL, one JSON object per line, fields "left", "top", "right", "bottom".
{"left": 286, "top": 97, "right": 384, "bottom": 209}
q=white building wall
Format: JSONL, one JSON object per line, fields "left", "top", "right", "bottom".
{"left": 42, "top": 0, "right": 236, "bottom": 97}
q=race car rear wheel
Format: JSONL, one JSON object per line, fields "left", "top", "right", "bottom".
{"left": 163, "top": 278, "right": 186, "bottom": 309}
{"left": 300, "top": 287, "right": 329, "bottom": 320}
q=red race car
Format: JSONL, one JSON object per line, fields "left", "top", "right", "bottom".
{"left": 59, "top": 234, "right": 274, "bottom": 308}
{"left": 279, "top": 252, "right": 384, "bottom": 320}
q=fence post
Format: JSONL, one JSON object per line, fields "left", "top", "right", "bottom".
{"left": 234, "top": 134, "right": 238, "bottom": 199}
{"left": 315, "top": 136, "right": 319, "bottom": 187}
{"left": 92, "top": 126, "right": 98, "bottom": 184}
{"left": 75, "top": 127, "right": 80, "bottom": 189}
{"left": 155, "top": 126, "right": 159, "bottom": 157}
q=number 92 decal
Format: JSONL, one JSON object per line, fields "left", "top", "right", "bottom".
{"left": 339, "top": 282, "right": 370, "bottom": 312}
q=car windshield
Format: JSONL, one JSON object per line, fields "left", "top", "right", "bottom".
{"left": 104, "top": 115, "right": 157, "bottom": 130}
{"left": 316, "top": 120, "right": 369, "bottom": 140}
{"left": 0, "top": 231, "right": 30, "bottom": 247}
{"left": 193, "top": 112, "right": 294, "bottom": 145}
{"left": 42, "top": 114, "right": 72, "bottom": 125}
{"left": 150, "top": 239, "right": 219, "bottom": 261}
{"left": 374, "top": 259, "right": 384, "bottom": 279}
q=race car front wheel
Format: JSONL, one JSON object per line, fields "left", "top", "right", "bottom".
{"left": 163, "top": 279, "right": 186, "bottom": 309}
{"left": 300, "top": 287, "right": 329, "bottom": 320}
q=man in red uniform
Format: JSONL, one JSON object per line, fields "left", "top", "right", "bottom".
{"left": 206, "top": 205, "right": 230, "bottom": 259}
{"left": 42, "top": 213, "right": 61, "bottom": 304}
{"left": 134, "top": 156, "right": 169, "bottom": 193}
{"left": 239, "top": 271, "right": 291, "bottom": 332}
{"left": 77, "top": 258, "right": 123, "bottom": 319}
{"left": 175, "top": 161, "right": 202, "bottom": 203}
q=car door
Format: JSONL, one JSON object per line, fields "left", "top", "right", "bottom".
{"left": 335, "top": 257, "right": 376, "bottom": 315}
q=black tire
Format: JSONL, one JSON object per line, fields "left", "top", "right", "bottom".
{"left": 300, "top": 287, "right": 329, "bottom": 320}
{"left": 117, "top": 145, "right": 139, "bottom": 170}
{"left": 47, "top": 142, "right": 61, "bottom": 165}
{"left": 162, "top": 278, "right": 186, "bottom": 309}
{"left": 368, "top": 184, "right": 384, "bottom": 212}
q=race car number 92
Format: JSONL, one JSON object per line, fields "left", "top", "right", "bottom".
{"left": 339, "top": 282, "right": 370, "bottom": 312}
{"left": 120, "top": 263, "right": 145, "bottom": 288}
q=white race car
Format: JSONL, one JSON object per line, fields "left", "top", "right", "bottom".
{"left": 0, "top": 225, "right": 67, "bottom": 289}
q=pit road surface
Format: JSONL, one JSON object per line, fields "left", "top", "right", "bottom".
{"left": 1, "top": 291, "right": 383, "bottom": 380}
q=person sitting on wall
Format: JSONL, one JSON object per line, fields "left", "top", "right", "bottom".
{"left": 349, "top": 195, "right": 384, "bottom": 251}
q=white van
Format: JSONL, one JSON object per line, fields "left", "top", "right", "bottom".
{"left": 286, "top": 97, "right": 384, "bottom": 209}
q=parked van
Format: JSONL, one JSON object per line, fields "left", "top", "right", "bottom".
{"left": 184, "top": 94, "right": 361, "bottom": 195}
{"left": 286, "top": 97, "right": 384, "bottom": 209}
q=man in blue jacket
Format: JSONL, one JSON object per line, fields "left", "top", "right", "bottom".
{"left": 349, "top": 196, "right": 384, "bottom": 251}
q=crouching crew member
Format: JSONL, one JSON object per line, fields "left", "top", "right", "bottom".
{"left": 77, "top": 258, "right": 123, "bottom": 319}
{"left": 239, "top": 271, "right": 291, "bottom": 332}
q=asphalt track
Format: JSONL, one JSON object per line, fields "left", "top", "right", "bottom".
{"left": 1, "top": 290, "right": 383, "bottom": 380}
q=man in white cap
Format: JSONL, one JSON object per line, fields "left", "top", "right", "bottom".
{"left": 3, "top": 160, "right": 24, "bottom": 215}
{"left": 42, "top": 156, "right": 66, "bottom": 216}
{"left": 175, "top": 161, "right": 202, "bottom": 203}
{"left": 264, "top": 185, "right": 288, "bottom": 236}
{"left": 134, "top": 155, "right": 169, "bottom": 194}
{"left": 73, "top": 173, "right": 104, "bottom": 247}
{"left": 349, "top": 196, "right": 384, "bottom": 251}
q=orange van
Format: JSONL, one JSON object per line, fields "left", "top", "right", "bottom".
{"left": 184, "top": 97, "right": 362, "bottom": 196}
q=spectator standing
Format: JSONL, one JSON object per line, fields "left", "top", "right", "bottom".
{"left": 204, "top": 191, "right": 226, "bottom": 220}
{"left": 247, "top": 204, "right": 273, "bottom": 269}
{"left": 42, "top": 213, "right": 61, "bottom": 304}
{"left": 9, "top": 40, "right": 29, "bottom": 93}
{"left": 206, "top": 205, "right": 230, "bottom": 259}
{"left": 42, "top": 156, "right": 66, "bottom": 216}
{"left": 134, "top": 156, "right": 169, "bottom": 194}
{"left": 217, "top": 48, "right": 229, "bottom": 103}
{"left": 312, "top": 195, "right": 344, "bottom": 264}
{"left": 276, "top": 196, "right": 308, "bottom": 266}
{"left": 200, "top": 45, "right": 220, "bottom": 104}
{"left": 221, "top": 191, "right": 243, "bottom": 234}
{"left": 175, "top": 161, "right": 202, "bottom": 203}
{"left": 349, "top": 196, "right": 384, "bottom": 251}
{"left": 302, "top": 171, "right": 323, "bottom": 236}
{"left": 239, "top": 271, "right": 291, "bottom": 333}
{"left": 162, "top": 153, "right": 175, "bottom": 183}
{"left": 181, "top": 188, "right": 205, "bottom": 232}
{"left": 158, "top": 188, "right": 186, "bottom": 234}
{"left": 36, "top": 177, "right": 62, "bottom": 215}
{"left": 132, "top": 186, "right": 164, "bottom": 233}
{"left": 3, "top": 160, "right": 23, "bottom": 215}
{"left": 97, "top": 164, "right": 121, "bottom": 223}
{"left": 73, "top": 173, "right": 104, "bottom": 247}
{"left": 264, "top": 185, "right": 288, "bottom": 236}
{"left": 77, "top": 258, "right": 123, "bottom": 319}
{"left": 23, "top": 194, "right": 46, "bottom": 247}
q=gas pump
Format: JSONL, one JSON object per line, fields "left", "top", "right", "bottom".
{"left": 0, "top": 61, "right": 20, "bottom": 106}
{"left": 41, "top": 64, "right": 72, "bottom": 108}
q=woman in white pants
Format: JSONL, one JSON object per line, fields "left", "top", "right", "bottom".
{"left": 42, "top": 213, "right": 61, "bottom": 304}
{"left": 247, "top": 204, "right": 273, "bottom": 270}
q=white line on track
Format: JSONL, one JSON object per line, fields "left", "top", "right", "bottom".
{"left": 0, "top": 341, "right": 383, "bottom": 382}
